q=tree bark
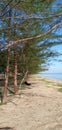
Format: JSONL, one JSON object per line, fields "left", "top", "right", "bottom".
{"left": 2, "top": 46, "right": 10, "bottom": 103}
{"left": 14, "top": 45, "right": 18, "bottom": 94}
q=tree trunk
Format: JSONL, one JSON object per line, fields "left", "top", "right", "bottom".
{"left": 2, "top": 46, "right": 10, "bottom": 103}
{"left": 14, "top": 45, "right": 18, "bottom": 94}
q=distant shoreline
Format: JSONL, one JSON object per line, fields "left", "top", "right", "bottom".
{"left": 38, "top": 73, "right": 62, "bottom": 81}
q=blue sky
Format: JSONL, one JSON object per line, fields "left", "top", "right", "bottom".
{"left": 47, "top": 62, "right": 62, "bottom": 73}
{"left": 45, "top": 0, "right": 62, "bottom": 73}
{"left": 46, "top": 44, "right": 62, "bottom": 73}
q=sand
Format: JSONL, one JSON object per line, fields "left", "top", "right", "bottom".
{"left": 0, "top": 75, "right": 62, "bottom": 130}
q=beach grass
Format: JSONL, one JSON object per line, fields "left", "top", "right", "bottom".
{"left": 57, "top": 83, "right": 62, "bottom": 87}
{"left": 41, "top": 78, "right": 55, "bottom": 85}
{"left": 58, "top": 87, "right": 62, "bottom": 92}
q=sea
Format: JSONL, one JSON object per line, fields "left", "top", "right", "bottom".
{"left": 38, "top": 73, "right": 62, "bottom": 81}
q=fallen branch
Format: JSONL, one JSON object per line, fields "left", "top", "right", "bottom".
{"left": 20, "top": 70, "right": 28, "bottom": 87}
{"left": 7, "top": 87, "right": 15, "bottom": 94}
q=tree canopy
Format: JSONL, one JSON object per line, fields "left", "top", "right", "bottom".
{"left": 0, "top": 0, "right": 62, "bottom": 103}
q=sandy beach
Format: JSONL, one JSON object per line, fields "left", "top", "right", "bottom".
{"left": 0, "top": 75, "right": 62, "bottom": 130}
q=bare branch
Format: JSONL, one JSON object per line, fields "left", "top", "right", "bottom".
{"left": 0, "top": 0, "right": 13, "bottom": 13}
{"left": 1, "top": 13, "right": 62, "bottom": 21}
{"left": 0, "top": 0, "right": 21, "bottom": 17}
{"left": 0, "top": 22, "right": 62, "bottom": 50}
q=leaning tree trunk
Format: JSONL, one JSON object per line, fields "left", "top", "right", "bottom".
{"left": 2, "top": 2, "right": 12, "bottom": 103}
{"left": 14, "top": 45, "right": 18, "bottom": 94}
{"left": 2, "top": 46, "right": 10, "bottom": 103}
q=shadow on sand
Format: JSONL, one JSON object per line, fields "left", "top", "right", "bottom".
{"left": 0, "top": 127, "right": 13, "bottom": 130}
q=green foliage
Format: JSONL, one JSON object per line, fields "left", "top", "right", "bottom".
{"left": 0, "top": 0, "right": 62, "bottom": 75}
{"left": 0, "top": 51, "right": 7, "bottom": 72}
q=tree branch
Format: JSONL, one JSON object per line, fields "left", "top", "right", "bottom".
{"left": 0, "top": 22, "right": 62, "bottom": 50}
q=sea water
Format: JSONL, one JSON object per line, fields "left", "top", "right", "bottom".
{"left": 38, "top": 73, "right": 62, "bottom": 81}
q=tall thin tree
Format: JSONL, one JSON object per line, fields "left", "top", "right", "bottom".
{"left": 2, "top": 45, "right": 10, "bottom": 103}
{"left": 13, "top": 44, "right": 18, "bottom": 94}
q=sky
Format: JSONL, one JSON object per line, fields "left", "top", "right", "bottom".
{"left": 45, "top": 0, "right": 62, "bottom": 73}
{"left": 45, "top": 44, "right": 62, "bottom": 73}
